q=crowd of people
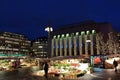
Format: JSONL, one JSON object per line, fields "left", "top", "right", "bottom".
{"left": 11, "top": 59, "right": 21, "bottom": 69}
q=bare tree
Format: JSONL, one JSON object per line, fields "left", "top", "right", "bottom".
{"left": 96, "top": 32, "right": 108, "bottom": 55}
{"left": 107, "top": 32, "right": 119, "bottom": 54}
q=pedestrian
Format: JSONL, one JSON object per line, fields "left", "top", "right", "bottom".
{"left": 11, "top": 61, "right": 15, "bottom": 69}
{"left": 43, "top": 62, "right": 49, "bottom": 79}
{"left": 113, "top": 59, "right": 118, "bottom": 72}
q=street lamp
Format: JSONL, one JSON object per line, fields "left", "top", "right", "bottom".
{"left": 45, "top": 26, "right": 53, "bottom": 58}
{"left": 45, "top": 27, "right": 53, "bottom": 36}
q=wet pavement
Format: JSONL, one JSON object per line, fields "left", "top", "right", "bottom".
{"left": 0, "top": 67, "right": 37, "bottom": 80}
{"left": 0, "top": 67, "right": 120, "bottom": 80}
{"left": 0, "top": 67, "right": 53, "bottom": 80}
{"left": 79, "top": 68, "right": 120, "bottom": 80}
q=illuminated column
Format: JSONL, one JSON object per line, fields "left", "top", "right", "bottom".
{"left": 68, "top": 37, "right": 72, "bottom": 56}
{"left": 85, "top": 35, "right": 88, "bottom": 55}
{"left": 74, "top": 36, "right": 77, "bottom": 56}
{"left": 55, "top": 39, "right": 58, "bottom": 56}
{"left": 64, "top": 38, "right": 67, "bottom": 56}
{"left": 79, "top": 35, "right": 82, "bottom": 55}
{"left": 66, "top": 33, "right": 69, "bottom": 56}
{"left": 96, "top": 34, "right": 100, "bottom": 55}
{"left": 51, "top": 39, "right": 54, "bottom": 57}
{"left": 60, "top": 38, "right": 62, "bottom": 56}
{"left": 90, "top": 34, "right": 94, "bottom": 55}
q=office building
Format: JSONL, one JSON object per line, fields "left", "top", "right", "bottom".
{"left": 32, "top": 37, "right": 48, "bottom": 58}
{"left": 0, "top": 32, "right": 31, "bottom": 57}
{"left": 50, "top": 21, "right": 115, "bottom": 57}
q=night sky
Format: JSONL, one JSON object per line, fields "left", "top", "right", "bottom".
{"left": 0, "top": 0, "right": 120, "bottom": 40}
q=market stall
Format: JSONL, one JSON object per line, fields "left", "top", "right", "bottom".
{"left": 105, "top": 56, "right": 120, "bottom": 69}
{"left": 48, "top": 56, "right": 93, "bottom": 79}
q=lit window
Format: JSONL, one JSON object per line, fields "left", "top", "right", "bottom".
{"left": 38, "top": 46, "right": 43, "bottom": 48}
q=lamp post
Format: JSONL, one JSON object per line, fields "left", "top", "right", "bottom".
{"left": 45, "top": 27, "right": 53, "bottom": 58}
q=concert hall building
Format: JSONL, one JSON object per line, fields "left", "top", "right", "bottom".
{"left": 50, "top": 21, "right": 114, "bottom": 57}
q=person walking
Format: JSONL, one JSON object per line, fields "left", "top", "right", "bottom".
{"left": 113, "top": 59, "right": 118, "bottom": 72}
{"left": 43, "top": 62, "right": 49, "bottom": 79}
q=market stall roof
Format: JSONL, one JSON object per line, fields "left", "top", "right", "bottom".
{"left": 36, "top": 58, "right": 50, "bottom": 62}
{"left": 107, "top": 54, "right": 120, "bottom": 58}
{"left": 50, "top": 55, "right": 89, "bottom": 60}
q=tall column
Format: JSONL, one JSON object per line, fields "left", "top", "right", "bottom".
{"left": 60, "top": 38, "right": 63, "bottom": 56}
{"left": 79, "top": 35, "right": 82, "bottom": 55}
{"left": 51, "top": 39, "right": 54, "bottom": 57}
{"left": 68, "top": 37, "right": 72, "bottom": 56}
{"left": 55, "top": 39, "right": 58, "bottom": 56}
{"left": 64, "top": 38, "right": 67, "bottom": 56}
{"left": 85, "top": 35, "right": 88, "bottom": 55}
{"left": 96, "top": 34, "right": 100, "bottom": 55}
{"left": 90, "top": 34, "right": 94, "bottom": 55}
{"left": 74, "top": 36, "right": 77, "bottom": 56}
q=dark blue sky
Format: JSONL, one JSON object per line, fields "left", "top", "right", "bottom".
{"left": 0, "top": 0, "right": 120, "bottom": 40}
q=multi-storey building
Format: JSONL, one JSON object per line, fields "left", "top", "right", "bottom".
{"left": 50, "top": 21, "right": 115, "bottom": 57}
{"left": 0, "top": 32, "right": 31, "bottom": 57}
{"left": 32, "top": 37, "right": 48, "bottom": 58}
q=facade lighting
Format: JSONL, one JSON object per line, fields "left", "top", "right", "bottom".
{"left": 62, "top": 34, "right": 64, "bottom": 38}
{"left": 81, "top": 31, "right": 85, "bottom": 35}
{"left": 57, "top": 35, "right": 60, "bottom": 38}
{"left": 54, "top": 36, "right": 56, "bottom": 39}
{"left": 66, "top": 33, "right": 69, "bottom": 37}
{"left": 92, "top": 30, "right": 96, "bottom": 34}
{"left": 76, "top": 32, "right": 79, "bottom": 36}
{"left": 86, "top": 31, "right": 90, "bottom": 35}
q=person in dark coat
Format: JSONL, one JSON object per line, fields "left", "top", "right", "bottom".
{"left": 43, "top": 62, "right": 49, "bottom": 79}
{"left": 113, "top": 59, "right": 118, "bottom": 72}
